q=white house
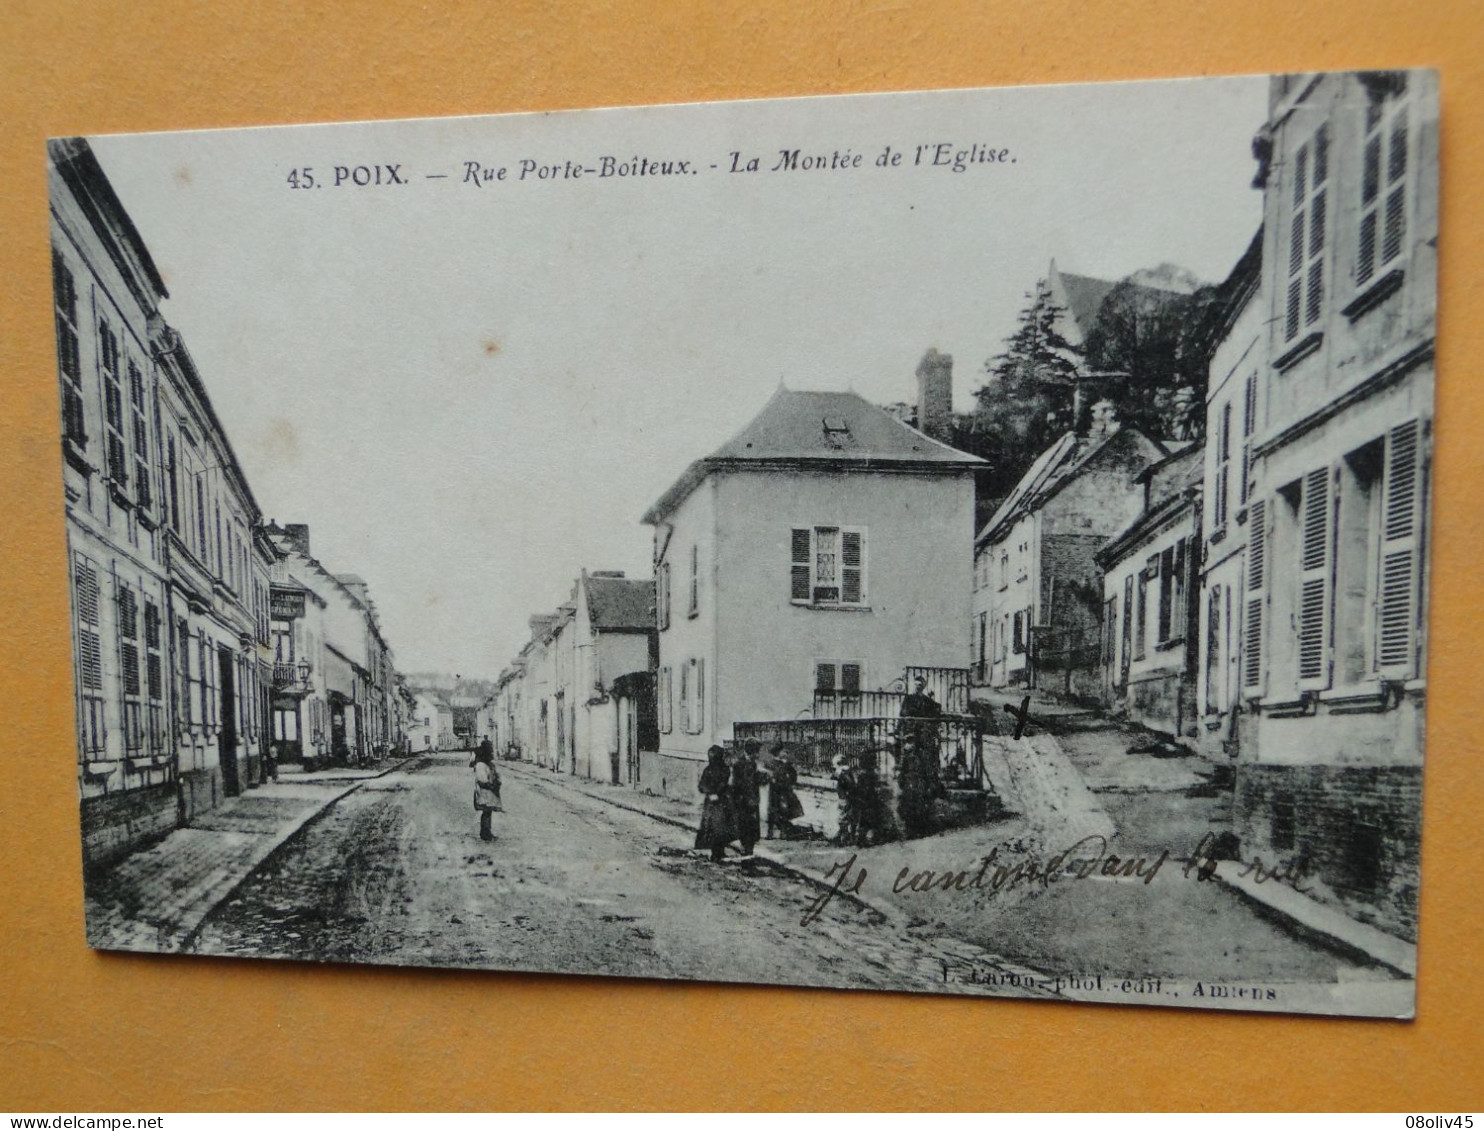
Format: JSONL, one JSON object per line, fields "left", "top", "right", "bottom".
{"left": 640, "top": 387, "right": 983, "bottom": 798}
{"left": 1233, "top": 70, "right": 1437, "bottom": 943}
{"left": 972, "top": 415, "right": 1168, "bottom": 698}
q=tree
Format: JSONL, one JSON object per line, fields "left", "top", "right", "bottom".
{"left": 1082, "top": 278, "right": 1223, "bottom": 439}
{"left": 967, "top": 282, "right": 1083, "bottom": 496}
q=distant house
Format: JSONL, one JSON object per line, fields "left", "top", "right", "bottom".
{"left": 1195, "top": 227, "right": 1265, "bottom": 757}
{"left": 568, "top": 571, "right": 657, "bottom": 784}
{"left": 640, "top": 387, "right": 983, "bottom": 797}
{"left": 1096, "top": 444, "right": 1203, "bottom": 735}
{"left": 972, "top": 412, "right": 1167, "bottom": 696}
{"left": 407, "top": 689, "right": 452, "bottom": 751}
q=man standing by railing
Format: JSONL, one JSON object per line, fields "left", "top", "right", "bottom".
{"left": 897, "top": 677, "right": 944, "bottom": 837}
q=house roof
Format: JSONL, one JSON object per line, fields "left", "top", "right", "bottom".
{"left": 976, "top": 425, "right": 1166, "bottom": 547}
{"left": 643, "top": 388, "right": 983, "bottom": 524}
{"left": 584, "top": 575, "right": 655, "bottom": 631}
{"left": 1056, "top": 272, "right": 1120, "bottom": 338}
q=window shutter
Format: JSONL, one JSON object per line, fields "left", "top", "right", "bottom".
{"left": 841, "top": 529, "right": 865, "bottom": 604}
{"left": 841, "top": 663, "right": 861, "bottom": 694}
{"left": 815, "top": 662, "right": 836, "bottom": 692}
{"left": 1243, "top": 499, "right": 1266, "bottom": 692}
{"left": 689, "top": 544, "right": 699, "bottom": 616}
{"left": 791, "top": 528, "right": 811, "bottom": 601}
{"left": 74, "top": 557, "right": 103, "bottom": 692}
{"left": 1297, "top": 468, "right": 1334, "bottom": 688}
{"left": 1378, "top": 420, "right": 1422, "bottom": 677}
{"left": 694, "top": 658, "right": 704, "bottom": 731}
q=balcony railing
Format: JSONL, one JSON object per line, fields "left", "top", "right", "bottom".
{"left": 272, "top": 660, "right": 312, "bottom": 692}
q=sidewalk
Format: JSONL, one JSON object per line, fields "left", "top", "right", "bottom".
{"left": 84, "top": 756, "right": 420, "bottom": 953}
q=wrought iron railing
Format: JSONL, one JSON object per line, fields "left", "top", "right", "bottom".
{"left": 812, "top": 688, "right": 907, "bottom": 719}
{"left": 733, "top": 714, "right": 985, "bottom": 785}
{"left": 272, "top": 660, "right": 311, "bottom": 691}
{"left": 901, "top": 665, "right": 972, "bottom": 713}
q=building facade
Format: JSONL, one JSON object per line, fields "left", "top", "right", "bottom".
{"left": 641, "top": 388, "right": 982, "bottom": 799}
{"left": 1232, "top": 70, "right": 1436, "bottom": 942}
{"left": 973, "top": 418, "right": 1168, "bottom": 698}
{"left": 52, "top": 138, "right": 177, "bottom": 868}
{"left": 1096, "top": 446, "right": 1203, "bottom": 735}
{"left": 1195, "top": 229, "right": 1265, "bottom": 758}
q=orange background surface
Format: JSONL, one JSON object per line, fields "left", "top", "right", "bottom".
{"left": 1, "top": 0, "right": 1481, "bottom": 1112}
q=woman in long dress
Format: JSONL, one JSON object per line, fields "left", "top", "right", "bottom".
{"left": 695, "top": 745, "right": 733, "bottom": 862}
{"left": 766, "top": 745, "right": 804, "bottom": 839}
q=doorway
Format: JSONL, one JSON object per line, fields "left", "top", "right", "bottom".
{"left": 217, "top": 647, "right": 240, "bottom": 797}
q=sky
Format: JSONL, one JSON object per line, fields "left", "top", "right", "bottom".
{"left": 88, "top": 75, "right": 1269, "bottom": 677}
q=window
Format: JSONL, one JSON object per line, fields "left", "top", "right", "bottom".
{"left": 1240, "top": 373, "right": 1258, "bottom": 505}
{"left": 1358, "top": 83, "right": 1409, "bottom": 287}
{"left": 814, "top": 661, "right": 862, "bottom": 696}
{"left": 1377, "top": 420, "right": 1424, "bottom": 678}
{"left": 1012, "top": 609, "right": 1029, "bottom": 655}
{"left": 1213, "top": 403, "right": 1231, "bottom": 529}
{"left": 683, "top": 657, "right": 705, "bottom": 733}
{"left": 195, "top": 477, "right": 207, "bottom": 563}
{"left": 127, "top": 362, "right": 151, "bottom": 510}
{"left": 73, "top": 554, "right": 105, "bottom": 757}
{"left": 1120, "top": 575, "right": 1134, "bottom": 679}
{"left": 658, "top": 665, "right": 672, "bottom": 733}
{"left": 1156, "top": 539, "right": 1189, "bottom": 646}
{"left": 1243, "top": 498, "right": 1268, "bottom": 694}
{"left": 144, "top": 599, "right": 164, "bottom": 755}
{"left": 1285, "top": 123, "right": 1329, "bottom": 341}
{"left": 688, "top": 544, "right": 699, "bottom": 617}
{"left": 1297, "top": 468, "right": 1335, "bottom": 689}
{"left": 1134, "top": 559, "right": 1152, "bottom": 660}
{"left": 117, "top": 584, "right": 142, "bottom": 753}
{"left": 53, "top": 250, "right": 85, "bottom": 444}
{"left": 791, "top": 526, "right": 866, "bottom": 605}
{"left": 998, "top": 549, "right": 1009, "bottom": 591}
{"left": 167, "top": 435, "right": 181, "bottom": 534}
{"left": 99, "top": 320, "right": 128, "bottom": 487}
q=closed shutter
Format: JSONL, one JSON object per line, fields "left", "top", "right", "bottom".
{"left": 694, "top": 658, "right": 704, "bottom": 731}
{"left": 1297, "top": 468, "right": 1334, "bottom": 688}
{"left": 74, "top": 557, "right": 103, "bottom": 692}
{"left": 1243, "top": 499, "right": 1267, "bottom": 693}
{"left": 1378, "top": 419, "right": 1423, "bottom": 677}
{"left": 118, "top": 586, "right": 140, "bottom": 697}
{"left": 841, "top": 662, "right": 861, "bottom": 694}
{"left": 1241, "top": 374, "right": 1258, "bottom": 504}
{"left": 841, "top": 529, "right": 865, "bottom": 604}
{"left": 791, "top": 528, "right": 811, "bottom": 601}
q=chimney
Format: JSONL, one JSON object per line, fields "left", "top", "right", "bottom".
{"left": 916, "top": 348, "right": 953, "bottom": 445}
{"left": 1087, "top": 399, "right": 1120, "bottom": 442}
{"left": 282, "top": 523, "right": 311, "bottom": 557}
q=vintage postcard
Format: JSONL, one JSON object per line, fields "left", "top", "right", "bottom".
{"left": 51, "top": 71, "right": 1435, "bottom": 1016}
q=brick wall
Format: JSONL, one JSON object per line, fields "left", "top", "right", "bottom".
{"left": 1235, "top": 763, "right": 1421, "bottom": 941}
{"left": 80, "top": 783, "right": 178, "bottom": 872}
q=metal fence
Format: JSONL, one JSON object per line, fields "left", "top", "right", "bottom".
{"left": 901, "top": 665, "right": 971, "bottom": 714}
{"left": 733, "top": 714, "right": 986, "bottom": 785}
